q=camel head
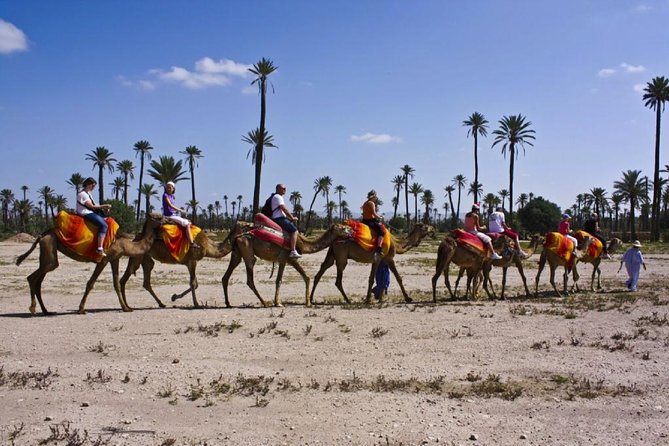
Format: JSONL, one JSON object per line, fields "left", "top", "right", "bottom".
{"left": 412, "top": 223, "right": 436, "bottom": 240}
{"left": 608, "top": 237, "right": 623, "bottom": 254}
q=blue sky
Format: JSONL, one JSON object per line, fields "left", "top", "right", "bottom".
{"left": 1, "top": 1, "right": 667, "bottom": 219}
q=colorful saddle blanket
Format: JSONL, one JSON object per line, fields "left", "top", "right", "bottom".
{"left": 54, "top": 210, "right": 119, "bottom": 262}
{"left": 344, "top": 219, "right": 390, "bottom": 255}
{"left": 573, "top": 230, "right": 603, "bottom": 258}
{"left": 544, "top": 232, "right": 575, "bottom": 265}
{"left": 451, "top": 229, "right": 487, "bottom": 255}
{"left": 247, "top": 213, "right": 291, "bottom": 249}
{"left": 161, "top": 224, "right": 202, "bottom": 262}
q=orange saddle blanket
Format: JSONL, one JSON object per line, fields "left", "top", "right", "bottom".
{"left": 573, "top": 230, "right": 603, "bottom": 258}
{"left": 161, "top": 224, "right": 202, "bottom": 262}
{"left": 451, "top": 229, "right": 487, "bottom": 255}
{"left": 344, "top": 219, "right": 390, "bottom": 255}
{"left": 54, "top": 210, "right": 119, "bottom": 262}
{"left": 247, "top": 213, "right": 291, "bottom": 249}
{"left": 544, "top": 232, "right": 575, "bottom": 265}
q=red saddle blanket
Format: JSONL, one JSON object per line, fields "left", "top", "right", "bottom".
{"left": 54, "top": 210, "right": 119, "bottom": 262}
{"left": 161, "top": 224, "right": 202, "bottom": 262}
{"left": 344, "top": 219, "right": 390, "bottom": 255}
{"left": 573, "top": 230, "right": 603, "bottom": 258}
{"left": 247, "top": 213, "right": 291, "bottom": 249}
{"left": 450, "top": 229, "right": 488, "bottom": 255}
{"left": 544, "top": 232, "right": 575, "bottom": 265}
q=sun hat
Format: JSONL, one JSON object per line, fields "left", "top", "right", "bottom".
{"left": 166, "top": 181, "right": 176, "bottom": 188}
{"left": 632, "top": 240, "right": 642, "bottom": 248}
{"left": 562, "top": 213, "right": 571, "bottom": 219}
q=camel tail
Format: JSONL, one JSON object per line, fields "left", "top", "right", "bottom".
{"left": 15, "top": 235, "right": 42, "bottom": 266}
{"left": 269, "top": 262, "right": 276, "bottom": 279}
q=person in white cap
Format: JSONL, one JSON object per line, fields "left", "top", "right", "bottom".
{"left": 464, "top": 204, "right": 502, "bottom": 260}
{"left": 620, "top": 240, "right": 646, "bottom": 292}
{"left": 162, "top": 181, "right": 200, "bottom": 249}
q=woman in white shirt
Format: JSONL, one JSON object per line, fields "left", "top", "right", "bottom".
{"left": 76, "top": 177, "right": 112, "bottom": 256}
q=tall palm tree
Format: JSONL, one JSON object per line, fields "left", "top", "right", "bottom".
{"left": 613, "top": 169, "right": 647, "bottom": 241}
{"left": 590, "top": 187, "right": 608, "bottom": 220}
{"left": 409, "top": 182, "right": 424, "bottom": 225}
{"left": 21, "top": 185, "right": 28, "bottom": 201}
{"left": 147, "top": 155, "right": 188, "bottom": 186}
{"left": 133, "top": 140, "right": 154, "bottom": 220}
{"left": 420, "top": 189, "right": 434, "bottom": 224}
{"left": 116, "top": 160, "right": 135, "bottom": 205}
{"left": 231, "top": 200, "right": 237, "bottom": 221}
{"left": 483, "top": 193, "right": 500, "bottom": 216}
{"left": 321, "top": 176, "right": 333, "bottom": 225}
{"left": 38, "top": 186, "right": 53, "bottom": 223}
{"left": 391, "top": 174, "right": 404, "bottom": 220}
{"left": 14, "top": 199, "right": 33, "bottom": 233}
{"left": 110, "top": 176, "right": 125, "bottom": 201}
{"left": 463, "top": 112, "right": 489, "bottom": 203}
{"left": 335, "top": 185, "right": 346, "bottom": 221}
{"left": 468, "top": 181, "right": 484, "bottom": 200}
{"left": 492, "top": 114, "right": 536, "bottom": 225}
{"left": 85, "top": 146, "right": 116, "bottom": 203}
{"left": 52, "top": 194, "right": 67, "bottom": 213}
{"left": 516, "top": 193, "right": 529, "bottom": 209}
{"left": 1, "top": 189, "right": 14, "bottom": 228}
{"left": 452, "top": 174, "right": 467, "bottom": 222}
{"left": 498, "top": 189, "right": 509, "bottom": 210}
{"left": 401, "top": 165, "right": 415, "bottom": 227}
{"left": 223, "top": 195, "right": 229, "bottom": 218}
{"left": 444, "top": 185, "right": 456, "bottom": 223}
{"left": 305, "top": 176, "right": 330, "bottom": 232}
{"left": 610, "top": 193, "right": 623, "bottom": 232}
{"left": 236, "top": 195, "right": 243, "bottom": 220}
{"left": 249, "top": 57, "right": 278, "bottom": 214}
{"left": 243, "top": 127, "right": 277, "bottom": 213}
{"left": 180, "top": 145, "right": 203, "bottom": 221}
{"left": 643, "top": 76, "right": 669, "bottom": 241}
{"left": 140, "top": 183, "right": 158, "bottom": 217}
{"left": 67, "top": 173, "right": 85, "bottom": 194}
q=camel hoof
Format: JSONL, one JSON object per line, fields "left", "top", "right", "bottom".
{"left": 404, "top": 296, "right": 413, "bottom": 303}
{"left": 123, "top": 307, "right": 134, "bottom": 313}
{"left": 171, "top": 294, "right": 180, "bottom": 302}
{"left": 78, "top": 309, "right": 87, "bottom": 315}
{"left": 158, "top": 303, "right": 166, "bottom": 309}
{"left": 274, "top": 302, "right": 284, "bottom": 308}
{"left": 261, "top": 302, "right": 272, "bottom": 308}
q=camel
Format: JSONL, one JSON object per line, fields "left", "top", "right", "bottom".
{"left": 221, "top": 223, "right": 352, "bottom": 308}
{"left": 454, "top": 234, "right": 544, "bottom": 300}
{"left": 310, "top": 223, "right": 435, "bottom": 305}
{"left": 572, "top": 233, "right": 623, "bottom": 291}
{"left": 534, "top": 233, "right": 593, "bottom": 297}
{"left": 431, "top": 233, "right": 512, "bottom": 302}
{"left": 15, "top": 212, "right": 165, "bottom": 315}
{"left": 119, "top": 221, "right": 253, "bottom": 309}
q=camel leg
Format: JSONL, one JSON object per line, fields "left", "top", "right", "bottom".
{"left": 135, "top": 256, "right": 168, "bottom": 308}
{"left": 385, "top": 258, "right": 412, "bottom": 303}
{"left": 514, "top": 261, "right": 531, "bottom": 298}
{"left": 240, "top": 250, "right": 270, "bottom": 308}
{"left": 481, "top": 265, "right": 495, "bottom": 300}
{"left": 187, "top": 261, "right": 200, "bottom": 308}
{"left": 310, "top": 247, "right": 336, "bottom": 305}
{"left": 592, "top": 259, "right": 601, "bottom": 290}
{"left": 221, "top": 251, "right": 243, "bottom": 308}
{"left": 570, "top": 264, "right": 580, "bottom": 293}
{"left": 431, "top": 247, "right": 450, "bottom": 303}
{"left": 455, "top": 267, "right": 465, "bottom": 298}
{"left": 273, "top": 262, "right": 286, "bottom": 307}
{"left": 333, "top": 256, "right": 351, "bottom": 304}
{"left": 109, "top": 258, "right": 131, "bottom": 312}
{"left": 78, "top": 258, "right": 122, "bottom": 314}
{"left": 365, "top": 263, "right": 380, "bottom": 304}
{"left": 534, "top": 254, "right": 547, "bottom": 297}
{"left": 27, "top": 238, "right": 59, "bottom": 315}
{"left": 286, "top": 259, "right": 310, "bottom": 307}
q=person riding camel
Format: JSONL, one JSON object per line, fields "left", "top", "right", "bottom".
{"left": 487, "top": 206, "right": 528, "bottom": 258}
{"left": 558, "top": 213, "right": 579, "bottom": 257}
{"left": 464, "top": 204, "right": 502, "bottom": 260}
{"left": 361, "top": 190, "right": 385, "bottom": 260}
{"left": 583, "top": 212, "right": 610, "bottom": 259}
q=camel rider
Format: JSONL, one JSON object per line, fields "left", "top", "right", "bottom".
{"left": 76, "top": 177, "right": 112, "bottom": 256}
{"left": 464, "top": 204, "right": 502, "bottom": 260}
{"left": 488, "top": 206, "right": 528, "bottom": 258}
{"left": 583, "top": 212, "right": 610, "bottom": 259}
{"left": 361, "top": 190, "right": 385, "bottom": 260}
{"left": 558, "top": 213, "right": 579, "bottom": 257}
{"left": 163, "top": 181, "right": 200, "bottom": 249}
{"left": 271, "top": 183, "right": 301, "bottom": 259}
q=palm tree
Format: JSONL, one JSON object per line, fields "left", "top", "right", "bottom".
{"left": 236, "top": 195, "right": 243, "bottom": 220}
{"left": 116, "top": 160, "right": 135, "bottom": 205}
{"left": 147, "top": 155, "right": 188, "bottom": 186}
{"left": 38, "top": 186, "right": 53, "bottom": 223}
{"left": 614, "top": 169, "right": 647, "bottom": 240}
{"left": 85, "top": 146, "right": 116, "bottom": 203}
{"left": 611, "top": 193, "right": 624, "bottom": 232}
{"left": 15, "top": 199, "right": 32, "bottom": 232}
{"left": 140, "top": 183, "right": 158, "bottom": 217}
{"left": 498, "top": 189, "right": 509, "bottom": 210}
{"left": 401, "top": 165, "right": 415, "bottom": 227}
{"left": 321, "top": 176, "right": 333, "bottom": 225}
{"left": 223, "top": 195, "right": 229, "bottom": 218}
{"left": 1, "top": 189, "right": 14, "bottom": 228}
{"left": 444, "top": 185, "right": 456, "bottom": 223}
{"left": 452, "top": 174, "right": 467, "bottom": 221}
{"left": 463, "top": 112, "right": 489, "bottom": 203}
{"left": 468, "top": 181, "right": 484, "bottom": 200}
{"left": 325, "top": 200, "right": 337, "bottom": 222}
{"left": 133, "top": 140, "right": 154, "bottom": 220}
{"left": 516, "top": 193, "right": 529, "bottom": 209}
{"left": 214, "top": 200, "right": 222, "bottom": 228}
{"left": 231, "top": 200, "right": 237, "bottom": 220}
{"left": 248, "top": 57, "right": 278, "bottom": 214}
{"left": 420, "top": 189, "right": 434, "bottom": 224}
{"left": 483, "top": 193, "right": 500, "bottom": 216}
{"left": 339, "top": 200, "right": 349, "bottom": 220}
{"left": 391, "top": 175, "right": 404, "bottom": 220}
{"left": 590, "top": 187, "right": 608, "bottom": 222}
{"left": 492, "top": 114, "right": 536, "bottom": 225}
{"left": 409, "top": 182, "right": 424, "bottom": 225}
{"left": 335, "top": 185, "right": 346, "bottom": 221}
{"left": 110, "top": 176, "right": 125, "bottom": 201}
{"left": 180, "top": 145, "right": 203, "bottom": 221}
{"left": 52, "top": 194, "right": 67, "bottom": 213}
{"left": 643, "top": 76, "right": 669, "bottom": 241}
{"left": 20, "top": 185, "right": 28, "bottom": 201}
{"left": 67, "top": 173, "right": 85, "bottom": 194}
{"left": 305, "top": 176, "right": 331, "bottom": 232}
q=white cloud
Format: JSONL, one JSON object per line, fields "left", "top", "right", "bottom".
{"left": 633, "top": 4, "right": 651, "bottom": 12}
{"left": 350, "top": 133, "right": 402, "bottom": 144}
{"left": 0, "top": 19, "right": 29, "bottom": 54}
{"left": 620, "top": 62, "right": 646, "bottom": 73}
{"left": 633, "top": 83, "right": 645, "bottom": 93}
{"left": 598, "top": 68, "right": 616, "bottom": 77}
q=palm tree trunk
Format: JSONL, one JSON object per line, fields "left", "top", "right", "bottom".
{"left": 508, "top": 145, "right": 515, "bottom": 225}
{"left": 404, "top": 178, "right": 410, "bottom": 228}
{"left": 253, "top": 78, "right": 267, "bottom": 214}
{"left": 305, "top": 189, "right": 319, "bottom": 232}
{"left": 136, "top": 156, "right": 144, "bottom": 220}
{"left": 123, "top": 172, "right": 129, "bottom": 205}
{"left": 651, "top": 107, "right": 662, "bottom": 241}
{"left": 190, "top": 165, "right": 197, "bottom": 222}
{"left": 473, "top": 133, "right": 479, "bottom": 203}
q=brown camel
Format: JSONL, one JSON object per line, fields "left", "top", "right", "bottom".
{"left": 119, "top": 222, "right": 253, "bottom": 309}
{"left": 15, "top": 212, "right": 165, "bottom": 315}
{"left": 310, "top": 223, "right": 435, "bottom": 305}
{"left": 431, "top": 233, "right": 511, "bottom": 301}
{"left": 221, "top": 223, "right": 352, "bottom": 308}
{"left": 455, "top": 234, "right": 544, "bottom": 300}
{"left": 534, "top": 234, "right": 593, "bottom": 297}
{"left": 572, "top": 235, "right": 623, "bottom": 291}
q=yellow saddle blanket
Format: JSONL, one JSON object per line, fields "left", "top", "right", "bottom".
{"left": 344, "top": 220, "right": 390, "bottom": 255}
{"left": 161, "top": 224, "right": 202, "bottom": 262}
{"left": 573, "top": 230, "right": 603, "bottom": 258}
{"left": 54, "top": 210, "right": 119, "bottom": 262}
{"left": 544, "top": 232, "right": 575, "bottom": 266}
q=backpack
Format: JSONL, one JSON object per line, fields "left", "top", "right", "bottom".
{"left": 261, "top": 193, "right": 276, "bottom": 218}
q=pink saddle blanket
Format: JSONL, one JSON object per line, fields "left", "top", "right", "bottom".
{"left": 248, "top": 213, "right": 291, "bottom": 248}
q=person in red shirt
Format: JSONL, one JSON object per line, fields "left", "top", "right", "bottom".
{"left": 558, "top": 213, "right": 578, "bottom": 256}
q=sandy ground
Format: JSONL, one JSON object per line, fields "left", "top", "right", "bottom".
{"left": 1, "top": 236, "right": 669, "bottom": 446}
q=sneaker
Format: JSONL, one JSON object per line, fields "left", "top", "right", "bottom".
{"left": 289, "top": 250, "right": 302, "bottom": 259}
{"left": 96, "top": 248, "right": 106, "bottom": 257}
{"left": 491, "top": 252, "right": 502, "bottom": 260}
{"left": 518, "top": 250, "right": 529, "bottom": 259}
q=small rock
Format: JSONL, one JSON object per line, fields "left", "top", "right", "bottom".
{"left": 520, "top": 434, "right": 528, "bottom": 440}
{"left": 81, "top": 402, "right": 90, "bottom": 407}
{"left": 123, "top": 419, "right": 132, "bottom": 425}
{"left": 172, "top": 358, "right": 180, "bottom": 364}
{"left": 44, "top": 416, "right": 53, "bottom": 421}
{"left": 469, "top": 434, "right": 478, "bottom": 441}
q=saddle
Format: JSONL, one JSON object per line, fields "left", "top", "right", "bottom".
{"left": 544, "top": 232, "right": 576, "bottom": 266}
{"left": 450, "top": 229, "right": 489, "bottom": 256}
{"left": 247, "top": 213, "right": 292, "bottom": 249}
{"left": 343, "top": 219, "right": 390, "bottom": 255}
{"left": 54, "top": 210, "right": 119, "bottom": 262}
{"left": 161, "top": 223, "right": 202, "bottom": 261}
{"left": 573, "top": 230, "right": 603, "bottom": 258}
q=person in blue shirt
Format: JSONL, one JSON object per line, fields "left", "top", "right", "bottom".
{"left": 620, "top": 240, "right": 646, "bottom": 292}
